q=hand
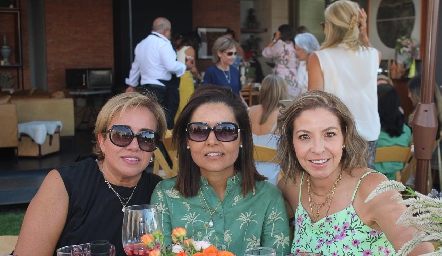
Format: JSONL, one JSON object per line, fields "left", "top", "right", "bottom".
{"left": 274, "top": 31, "right": 281, "bottom": 41}
{"left": 185, "top": 55, "right": 194, "bottom": 70}
{"left": 125, "top": 86, "right": 137, "bottom": 92}
{"left": 358, "top": 8, "right": 371, "bottom": 47}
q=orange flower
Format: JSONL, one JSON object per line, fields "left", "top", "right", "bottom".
{"left": 183, "top": 238, "right": 194, "bottom": 247}
{"left": 193, "top": 253, "right": 206, "bottom": 256}
{"left": 176, "top": 252, "right": 187, "bottom": 256}
{"left": 203, "top": 245, "right": 219, "bottom": 254}
{"left": 171, "top": 227, "right": 187, "bottom": 243}
{"left": 218, "top": 251, "right": 235, "bottom": 256}
{"left": 141, "top": 233, "right": 154, "bottom": 246}
{"left": 149, "top": 249, "right": 161, "bottom": 256}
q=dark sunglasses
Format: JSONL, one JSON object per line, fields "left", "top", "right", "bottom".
{"left": 224, "top": 51, "right": 237, "bottom": 56}
{"left": 105, "top": 125, "right": 158, "bottom": 152}
{"left": 186, "top": 122, "right": 240, "bottom": 142}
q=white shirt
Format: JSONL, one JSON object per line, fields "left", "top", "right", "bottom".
{"left": 316, "top": 44, "right": 380, "bottom": 141}
{"left": 125, "top": 32, "right": 186, "bottom": 87}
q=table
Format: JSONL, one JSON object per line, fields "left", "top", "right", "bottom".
{"left": 69, "top": 89, "right": 111, "bottom": 129}
{"left": 18, "top": 121, "right": 63, "bottom": 145}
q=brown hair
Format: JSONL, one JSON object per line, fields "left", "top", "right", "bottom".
{"left": 276, "top": 90, "right": 367, "bottom": 181}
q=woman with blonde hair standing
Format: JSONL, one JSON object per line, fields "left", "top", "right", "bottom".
{"left": 249, "top": 74, "right": 290, "bottom": 185}
{"left": 308, "top": 0, "right": 381, "bottom": 168}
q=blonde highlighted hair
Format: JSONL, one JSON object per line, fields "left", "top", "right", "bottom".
{"left": 321, "top": 0, "right": 364, "bottom": 51}
{"left": 258, "top": 75, "right": 290, "bottom": 125}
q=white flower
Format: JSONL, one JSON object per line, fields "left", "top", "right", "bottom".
{"left": 193, "top": 240, "right": 211, "bottom": 251}
{"left": 172, "top": 244, "right": 184, "bottom": 253}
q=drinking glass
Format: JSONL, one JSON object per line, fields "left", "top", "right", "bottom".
{"left": 244, "top": 247, "right": 276, "bottom": 256}
{"left": 56, "top": 241, "right": 116, "bottom": 256}
{"left": 56, "top": 243, "right": 90, "bottom": 256}
{"left": 122, "top": 204, "right": 162, "bottom": 256}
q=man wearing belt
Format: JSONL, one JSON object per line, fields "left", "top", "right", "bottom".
{"left": 126, "top": 17, "right": 192, "bottom": 129}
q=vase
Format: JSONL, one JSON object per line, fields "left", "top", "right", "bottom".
{"left": 1, "top": 35, "right": 12, "bottom": 65}
{"left": 396, "top": 52, "right": 412, "bottom": 69}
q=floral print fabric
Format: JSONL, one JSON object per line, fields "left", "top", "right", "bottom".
{"left": 262, "top": 41, "right": 299, "bottom": 98}
{"left": 291, "top": 172, "right": 396, "bottom": 255}
{"left": 151, "top": 173, "right": 290, "bottom": 256}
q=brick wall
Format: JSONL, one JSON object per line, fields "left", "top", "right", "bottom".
{"left": 43, "top": 0, "right": 114, "bottom": 91}
{"left": 10, "top": 0, "right": 113, "bottom": 91}
{"left": 193, "top": 0, "right": 241, "bottom": 73}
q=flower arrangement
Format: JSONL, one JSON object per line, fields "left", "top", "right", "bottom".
{"left": 365, "top": 181, "right": 442, "bottom": 256}
{"left": 134, "top": 227, "right": 235, "bottom": 256}
{"left": 395, "top": 36, "right": 419, "bottom": 57}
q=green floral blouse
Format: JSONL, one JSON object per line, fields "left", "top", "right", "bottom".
{"left": 151, "top": 173, "right": 291, "bottom": 256}
{"left": 291, "top": 172, "right": 396, "bottom": 255}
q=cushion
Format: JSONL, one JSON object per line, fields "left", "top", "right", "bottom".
{"left": 50, "top": 90, "right": 66, "bottom": 98}
{"left": 0, "top": 95, "right": 11, "bottom": 104}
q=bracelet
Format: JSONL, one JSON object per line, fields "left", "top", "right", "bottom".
{"left": 272, "top": 39, "right": 277, "bottom": 43}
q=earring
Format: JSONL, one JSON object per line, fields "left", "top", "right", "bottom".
{"left": 240, "top": 144, "right": 243, "bottom": 148}
{"left": 187, "top": 145, "right": 190, "bottom": 149}
{"left": 342, "top": 145, "right": 346, "bottom": 149}
{"left": 150, "top": 156, "right": 154, "bottom": 163}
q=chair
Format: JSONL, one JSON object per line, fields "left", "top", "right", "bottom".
{"left": 374, "top": 145, "right": 413, "bottom": 182}
{"left": 401, "top": 139, "right": 441, "bottom": 192}
{"left": 241, "top": 84, "right": 253, "bottom": 106}
{"left": 253, "top": 144, "right": 278, "bottom": 163}
{"left": 153, "top": 130, "right": 178, "bottom": 178}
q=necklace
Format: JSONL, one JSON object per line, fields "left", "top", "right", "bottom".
{"left": 307, "top": 171, "right": 342, "bottom": 222}
{"left": 222, "top": 68, "right": 231, "bottom": 83}
{"left": 101, "top": 166, "right": 137, "bottom": 212}
{"left": 198, "top": 188, "right": 223, "bottom": 228}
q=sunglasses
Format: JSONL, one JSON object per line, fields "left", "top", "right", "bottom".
{"left": 186, "top": 122, "right": 240, "bottom": 142}
{"left": 105, "top": 125, "right": 158, "bottom": 152}
{"left": 224, "top": 51, "right": 237, "bottom": 56}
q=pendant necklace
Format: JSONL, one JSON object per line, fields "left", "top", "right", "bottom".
{"left": 307, "top": 171, "right": 342, "bottom": 222}
{"left": 222, "top": 68, "right": 231, "bottom": 84}
{"left": 198, "top": 188, "right": 223, "bottom": 228}
{"left": 101, "top": 166, "right": 137, "bottom": 212}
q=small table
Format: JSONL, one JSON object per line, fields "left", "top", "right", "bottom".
{"left": 18, "top": 121, "right": 63, "bottom": 145}
{"left": 69, "top": 89, "right": 111, "bottom": 129}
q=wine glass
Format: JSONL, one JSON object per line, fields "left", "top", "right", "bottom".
{"left": 122, "top": 204, "right": 162, "bottom": 256}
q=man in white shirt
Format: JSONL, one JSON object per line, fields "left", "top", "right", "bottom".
{"left": 126, "top": 17, "right": 192, "bottom": 129}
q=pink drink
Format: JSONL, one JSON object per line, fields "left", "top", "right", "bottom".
{"left": 123, "top": 243, "right": 151, "bottom": 256}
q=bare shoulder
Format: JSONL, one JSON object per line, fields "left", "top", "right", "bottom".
{"left": 354, "top": 168, "right": 389, "bottom": 198}
{"left": 14, "top": 169, "right": 69, "bottom": 255}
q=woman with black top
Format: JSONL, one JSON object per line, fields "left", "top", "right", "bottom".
{"left": 14, "top": 92, "right": 166, "bottom": 256}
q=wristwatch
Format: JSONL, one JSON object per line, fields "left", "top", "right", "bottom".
{"left": 272, "top": 39, "right": 277, "bottom": 43}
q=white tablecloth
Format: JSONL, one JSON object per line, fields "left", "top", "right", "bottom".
{"left": 18, "top": 121, "right": 63, "bottom": 145}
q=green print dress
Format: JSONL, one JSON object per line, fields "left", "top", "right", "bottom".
{"left": 151, "top": 173, "right": 291, "bottom": 256}
{"left": 291, "top": 172, "right": 396, "bottom": 255}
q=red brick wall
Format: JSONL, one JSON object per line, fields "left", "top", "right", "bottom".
{"left": 43, "top": 0, "right": 114, "bottom": 91}
{"left": 10, "top": 0, "right": 113, "bottom": 91}
{"left": 193, "top": 0, "right": 241, "bottom": 73}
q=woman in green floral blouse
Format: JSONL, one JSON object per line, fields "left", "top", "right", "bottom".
{"left": 151, "top": 85, "right": 290, "bottom": 256}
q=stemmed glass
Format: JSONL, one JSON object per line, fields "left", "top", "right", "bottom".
{"left": 122, "top": 204, "right": 162, "bottom": 256}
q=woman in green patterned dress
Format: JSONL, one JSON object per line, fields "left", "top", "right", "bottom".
{"left": 151, "top": 85, "right": 290, "bottom": 256}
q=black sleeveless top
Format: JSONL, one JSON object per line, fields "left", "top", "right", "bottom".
{"left": 55, "top": 158, "right": 162, "bottom": 256}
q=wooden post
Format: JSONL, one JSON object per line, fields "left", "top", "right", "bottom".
{"left": 414, "top": 0, "right": 440, "bottom": 194}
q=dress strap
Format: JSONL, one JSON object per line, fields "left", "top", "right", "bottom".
{"left": 269, "top": 121, "right": 278, "bottom": 133}
{"left": 351, "top": 171, "right": 377, "bottom": 201}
